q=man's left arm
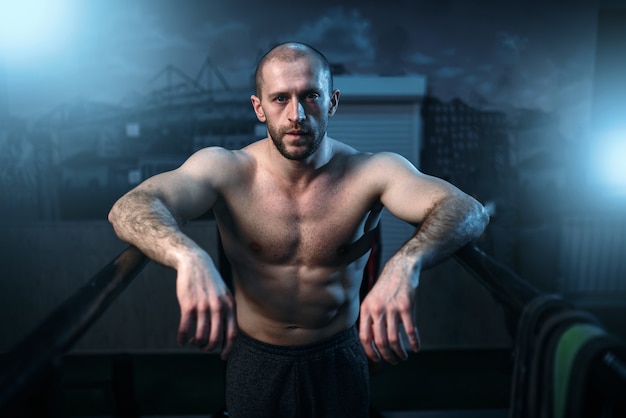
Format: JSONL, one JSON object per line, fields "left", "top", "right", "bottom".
{"left": 359, "top": 152, "right": 490, "bottom": 364}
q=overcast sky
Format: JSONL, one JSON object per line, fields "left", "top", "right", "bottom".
{"left": 1, "top": 0, "right": 602, "bottom": 139}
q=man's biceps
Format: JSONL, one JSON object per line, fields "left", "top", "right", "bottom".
{"left": 154, "top": 172, "right": 215, "bottom": 210}
{"left": 166, "top": 189, "right": 216, "bottom": 220}
{"left": 382, "top": 193, "right": 432, "bottom": 224}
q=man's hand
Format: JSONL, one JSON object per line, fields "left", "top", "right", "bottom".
{"left": 175, "top": 251, "right": 237, "bottom": 360}
{"left": 359, "top": 257, "right": 421, "bottom": 365}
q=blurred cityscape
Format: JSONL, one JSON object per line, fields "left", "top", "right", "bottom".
{"left": 0, "top": 58, "right": 570, "bottom": 222}
{"left": 0, "top": 55, "right": 583, "bottom": 278}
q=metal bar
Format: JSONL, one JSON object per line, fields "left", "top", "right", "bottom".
{"left": 0, "top": 245, "right": 148, "bottom": 416}
{"left": 454, "top": 244, "right": 541, "bottom": 317}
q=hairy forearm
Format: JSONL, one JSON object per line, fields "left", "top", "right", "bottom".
{"left": 108, "top": 190, "right": 204, "bottom": 269}
{"left": 397, "top": 194, "right": 489, "bottom": 271}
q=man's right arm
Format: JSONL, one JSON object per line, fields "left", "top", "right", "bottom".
{"left": 107, "top": 147, "right": 238, "bottom": 359}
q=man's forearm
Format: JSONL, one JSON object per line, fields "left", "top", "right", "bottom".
{"left": 397, "top": 194, "right": 489, "bottom": 271}
{"left": 108, "top": 190, "right": 204, "bottom": 269}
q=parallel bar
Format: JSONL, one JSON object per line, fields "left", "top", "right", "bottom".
{"left": 454, "top": 244, "right": 541, "bottom": 318}
{"left": 0, "top": 245, "right": 148, "bottom": 415}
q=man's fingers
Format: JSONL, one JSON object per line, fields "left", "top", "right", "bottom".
{"left": 194, "top": 308, "right": 210, "bottom": 348}
{"left": 221, "top": 307, "right": 239, "bottom": 360}
{"left": 204, "top": 303, "right": 225, "bottom": 351}
{"left": 373, "top": 314, "right": 399, "bottom": 365}
{"left": 387, "top": 313, "right": 408, "bottom": 361}
{"left": 399, "top": 309, "right": 421, "bottom": 353}
{"left": 177, "top": 309, "right": 194, "bottom": 346}
{"left": 193, "top": 296, "right": 237, "bottom": 357}
{"left": 359, "top": 312, "right": 380, "bottom": 362}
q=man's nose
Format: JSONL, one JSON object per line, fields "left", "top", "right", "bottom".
{"left": 288, "top": 100, "right": 306, "bottom": 123}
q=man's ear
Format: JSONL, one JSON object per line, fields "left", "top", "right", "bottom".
{"left": 251, "top": 95, "right": 266, "bottom": 122}
{"left": 328, "top": 89, "right": 340, "bottom": 117}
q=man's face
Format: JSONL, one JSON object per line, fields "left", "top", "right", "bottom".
{"left": 251, "top": 56, "right": 338, "bottom": 161}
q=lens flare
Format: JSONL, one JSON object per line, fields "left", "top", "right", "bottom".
{"left": 593, "top": 132, "right": 626, "bottom": 195}
{"left": 0, "top": 0, "right": 75, "bottom": 60}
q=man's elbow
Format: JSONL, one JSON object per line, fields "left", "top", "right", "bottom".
{"left": 107, "top": 197, "right": 121, "bottom": 225}
{"left": 107, "top": 205, "right": 116, "bottom": 226}
{"left": 107, "top": 197, "right": 128, "bottom": 240}
{"left": 471, "top": 199, "right": 491, "bottom": 237}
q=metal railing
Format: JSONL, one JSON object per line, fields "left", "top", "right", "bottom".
{"left": 0, "top": 246, "right": 148, "bottom": 417}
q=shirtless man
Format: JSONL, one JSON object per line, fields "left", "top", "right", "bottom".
{"left": 108, "top": 42, "right": 489, "bottom": 417}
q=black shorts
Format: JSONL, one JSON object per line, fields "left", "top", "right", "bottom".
{"left": 225, "top": 326, "right": 370, "bottom": 418}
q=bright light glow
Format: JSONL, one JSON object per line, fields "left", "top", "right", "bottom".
{"left": 0, "top": 0, "right": 75, "bottom": 60}
{"left": 593, "top": 131, "right": 626, "bottom": 195}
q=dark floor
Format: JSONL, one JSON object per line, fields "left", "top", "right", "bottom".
{"left": 65, "top": 412, "right": 509, "bottom": 418}
{"left": 70, "top": 411, "right": 510, "bottom": 418}
{"left": 384, "top": 412, "right": 508, "bottom": 417}
{"left": 56, "top": 348, "right": 513, "bottom": 417}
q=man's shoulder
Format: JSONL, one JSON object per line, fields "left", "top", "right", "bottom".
{"left": 191, "top": 145, "right": 256, "bottom": 167}
{"left": 329, "top": 140, "right": 409, "bottom": 171}
{"left": 328, "top": 138, "right": 368, "bottom": 163}
{"left": 182, "top": 146, "right": 256, "bottom": 185}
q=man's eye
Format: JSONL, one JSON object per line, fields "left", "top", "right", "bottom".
{"left": 305, "top": 93, "right": 320, "bottom": 100}
{"left": 274, "top": 96, "right": 287, "bottom": 103}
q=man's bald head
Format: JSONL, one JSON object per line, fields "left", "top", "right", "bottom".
{"left": 254, "top": 42, "right": 333, "bottom": 97}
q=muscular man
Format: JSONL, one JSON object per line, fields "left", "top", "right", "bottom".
{"left": 108, "top": 42, "right": 489, "bottom": 417}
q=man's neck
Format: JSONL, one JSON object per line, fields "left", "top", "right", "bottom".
{"left": 267, "top": 137, "right": 333, "bottom": 188}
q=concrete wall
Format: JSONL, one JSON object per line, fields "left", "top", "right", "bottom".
{"left": 0, "top": 221, "right": 510, "bottom": 353}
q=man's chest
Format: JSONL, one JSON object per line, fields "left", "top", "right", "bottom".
{"left": 216, "top": 175, "right": 379, "bottom": 264}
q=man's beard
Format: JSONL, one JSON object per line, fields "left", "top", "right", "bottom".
{"left": 267, "top": 121, "right": 327, "bottom": 161}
